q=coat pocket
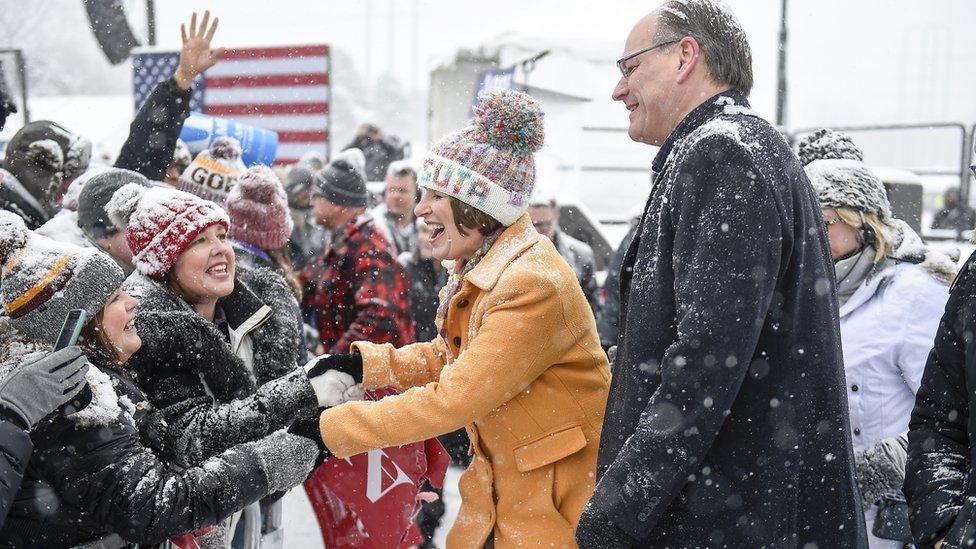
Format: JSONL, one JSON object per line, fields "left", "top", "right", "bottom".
{"left": 513, "top": 424, "right": 587, "bottom": 473}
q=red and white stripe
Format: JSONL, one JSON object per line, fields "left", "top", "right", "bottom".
{"left": 204, "top": 45, "right": 330, "bottom": 166}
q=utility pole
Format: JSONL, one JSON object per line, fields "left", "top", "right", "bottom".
{"left": 775, "top": 0, "right": 788, "bottom": 128}
{"left": 364, "top": 0, "right": 372, "bottom": 84}
{"left": 146, "top": 0, "right": 157, "bottom": 46}
{"left": 411, "top": 0, "right": 419, "bottom": 92}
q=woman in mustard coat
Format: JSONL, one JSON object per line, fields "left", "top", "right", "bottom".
{"left": 307, "top": 91, "right": 610, "bottom": 548}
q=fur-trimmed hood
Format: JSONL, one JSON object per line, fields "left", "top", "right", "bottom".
{"left": 887, "top": 218, "right": 959, "bottom": 284}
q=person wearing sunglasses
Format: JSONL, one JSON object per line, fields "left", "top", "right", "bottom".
{"left": 577, "top": 1, "right": 866, "bottom": 547}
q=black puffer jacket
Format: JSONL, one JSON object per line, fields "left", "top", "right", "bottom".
{"left": 0, "top": 419, "right": 31, "bottom": 530}
{"left": 124, "top": 265, "right": 315, "bottom": 468}
{"left": 905, "top": 252, "right": 976, "bottom": 548}
{"left": 0, "top": 352, "right": 276, "bottom": 548}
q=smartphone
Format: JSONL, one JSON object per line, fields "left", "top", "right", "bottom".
{"left": 54, "top": 309, "right": 88, "bottom": 351}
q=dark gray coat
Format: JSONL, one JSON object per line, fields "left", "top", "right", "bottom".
{"left": 589, "top": 91, "right": 866, "bottom": 547}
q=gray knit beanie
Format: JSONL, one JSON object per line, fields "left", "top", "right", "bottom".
{"left": 799, "top": 129, "right": 891, "bottom": 221}
{"left": 77, "top": 168, "right": 151, "bottom": 238}
{"left": 0, "top": 210, "right": 124, "bottom": 343}
{"left": 312, "top": 148, "right": 368, "bottom": 207}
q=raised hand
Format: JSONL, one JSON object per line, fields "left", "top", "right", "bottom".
{"left": 174, "top": 11, "right": 225, "bottom": 90}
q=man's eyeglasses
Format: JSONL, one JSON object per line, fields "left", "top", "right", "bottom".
{"left": 616, "top": 39, "right": 681, "bottom": 78}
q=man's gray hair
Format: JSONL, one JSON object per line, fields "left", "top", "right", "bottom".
{"left": 655, "top": 0, "right": 753, "bottom": 96}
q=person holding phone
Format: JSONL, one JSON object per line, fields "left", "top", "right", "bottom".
{"left": 0, "top": 211, "right": 323, "bottom": 548}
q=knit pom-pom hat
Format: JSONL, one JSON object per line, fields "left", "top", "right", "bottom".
{"left": 799, "top": 128, "right": 891, "bottom": 221}
{"left": 106, "top": 183, "right": 229, "bottom": 278}
{"left": 0, "top": 210, "right": 123, "bottom": 343}
{"left": 227, "top": 165, "right": 294, "bottom": 250}
{"left": 419, "top": 90, "right": 544, "bottom": 226}
{"left": 178, "top": 136, "right": 247, "bottom": 205}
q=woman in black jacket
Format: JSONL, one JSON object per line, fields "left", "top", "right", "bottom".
{"left": 0, "top": 211, "right": 320, "bottom": 548}
{"left": 106, "top": 183, "right": 347, "bottom": 470}
{"left": 904, "top": 252, "right": 976, "bottom": 548}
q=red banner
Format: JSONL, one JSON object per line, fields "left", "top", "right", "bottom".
{"left": 304, "top": 389, "right": 450, "bottom": 548}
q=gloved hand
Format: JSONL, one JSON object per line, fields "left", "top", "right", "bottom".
{"left": 305, "top": 352, "right": 363, "bottom": 384}
{"left": 303, "top": 354, "right": 361, "bottom": 407}
{"left": 0, "top": 347, "right": 89, "bottom": 429}
{"left": 575, "top": 501, "right": 636, "bottom": 549}
{"left": 289, "top": 413, "right": 332, "bottom": 468}
{"left": 855, "top": 435, "right": 908, "bottom": 508}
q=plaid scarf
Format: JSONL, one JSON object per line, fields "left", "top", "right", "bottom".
{"left": 435, "top": 228, "right": 504, "bottom": 337}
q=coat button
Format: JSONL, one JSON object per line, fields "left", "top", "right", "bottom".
{"left": 851, "top": 384, "right": 859, "bottom": 392}
{"left": 457, "top": 298, "right": 469, "bottom": 308}
{"left": 853, "top": 428, "right": 861, "bottom": 436}
{"left": 453, "top": 336, "right": 462, "bottom": 347}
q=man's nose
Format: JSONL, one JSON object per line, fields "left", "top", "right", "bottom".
{"left": 612, "top": 77, "right": 628, "bottom": 102}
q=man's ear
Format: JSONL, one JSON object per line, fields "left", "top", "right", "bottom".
{"left": 676, "top": 36, "right": 702, "bottom": 84}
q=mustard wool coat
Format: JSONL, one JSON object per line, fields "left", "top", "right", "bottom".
{"left": 318, "top": 214, "right": 611, "bottom": 548}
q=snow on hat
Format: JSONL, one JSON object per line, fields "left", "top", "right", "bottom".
{"left": 227, "top": 165, "right": 294, "bottom": 251}
{"left": 419, "top": 90, "right": 544, "bottom": 226}
{"left": 178, "top": 136, "right": 246, "bottom": 205}
{"left": 106, "top": 183, "right": 229, "bottom": 278}
{"left": 799, "top": 129, "right": 891, "bottom": 221}
{"left": 0, "top": 210, "right": 123, "bottom": 344}
{"left": 312, "top": 148, "right": 368, "bottom": 207}
{"left": 77, "top": 168, "right": 152, "bottom": 238}
{"left": 172, "top": 139, "right": 192, "bottom": 171}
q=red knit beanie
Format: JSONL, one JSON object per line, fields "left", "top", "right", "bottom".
{"left": 226, "top": 165, "right": 294, "bottom": 251}
{"left": 106, "top": 183, "right": 229, "bottom": 278}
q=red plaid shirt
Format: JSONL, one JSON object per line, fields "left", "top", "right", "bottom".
{"left": 300, "top": 216, "right": 414, "bottom": 353}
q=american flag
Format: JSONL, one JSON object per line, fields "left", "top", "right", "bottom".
{"left": 132, "top": 45, "right": 330, "bottom": 165}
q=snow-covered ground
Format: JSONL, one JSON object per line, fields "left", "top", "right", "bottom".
{"left": 280, "top": 465, "right": 464, "bottom": 548}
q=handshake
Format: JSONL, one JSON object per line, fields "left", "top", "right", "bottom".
{"left": 303, "top": 353, "right": 365, "bottom": 408}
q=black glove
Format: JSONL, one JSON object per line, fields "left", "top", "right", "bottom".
{"left": 305, "top": 352, "right": 363, "bottom": 384}
{"left": 289, "top": 413, "right": 332, "bottom": 468}
{"left": 575, "top": 502, "right": 636, "bottom": 549}
{"left": 0, "top": 347, "right": 89, "bottom": 429}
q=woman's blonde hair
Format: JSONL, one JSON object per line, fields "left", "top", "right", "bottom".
{"left": 834, "top": 207, "right": 892, "bottom": 262}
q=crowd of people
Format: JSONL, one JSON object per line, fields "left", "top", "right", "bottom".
{"left": 1, "top": 1, "right": 976, "bottom": 548}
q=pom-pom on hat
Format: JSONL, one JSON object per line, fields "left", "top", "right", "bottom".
{"left": 178, "top": 136, "right": 246, "bottom": 205}
{"left": 419, "top": 90, "right": 544, "bottom": 226}
{"left": 106, "top": 183, "right": 229, "bottom": 278}
{"left": 799, "top": 129, "right": 891, "bottom": 221}
{"left": 0, "top": 210, "right": 124, "bottom": 344}
{"left": 227, "top": 165, "right": 294, "bottom": 250}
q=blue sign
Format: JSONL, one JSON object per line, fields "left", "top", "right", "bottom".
{"left": 470, "top": 67, "right": 516, "bottom": 115}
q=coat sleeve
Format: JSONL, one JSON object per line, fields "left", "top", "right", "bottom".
{"left": 142, "top": 368, "right": 316, "bottom": 468}
{"left": 0, "top": 419, "right": 32, "bottom": 529}
{"left": 904, "top": 263, "right": 974, "bottom": 545}
{"left": 351, "top": 338, "right": 451, "bottom": 392}
{"left": 319, "top": 272, "right": 570, "bottom": 458}
{"left": 34, "top": 417, "right": 270, "bottom": 545}
{"left": 331, "top": 248, "right": 412, "bottom": 353}
{"left": 114, "top": 77, "right": 192, "bottom": 181}
{"left": 590, "top": 133, "right": 784, "bottom": 540}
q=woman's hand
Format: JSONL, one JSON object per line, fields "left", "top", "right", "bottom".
{"left": 174, "top": 11, "right": 224, "bottom": 90}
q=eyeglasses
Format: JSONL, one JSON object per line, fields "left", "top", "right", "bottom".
{"left": 823, "top": 216, "right": 842, "bottom": 228}
{"left": 616, "top": 39, "right": 681, "bottom": 78}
